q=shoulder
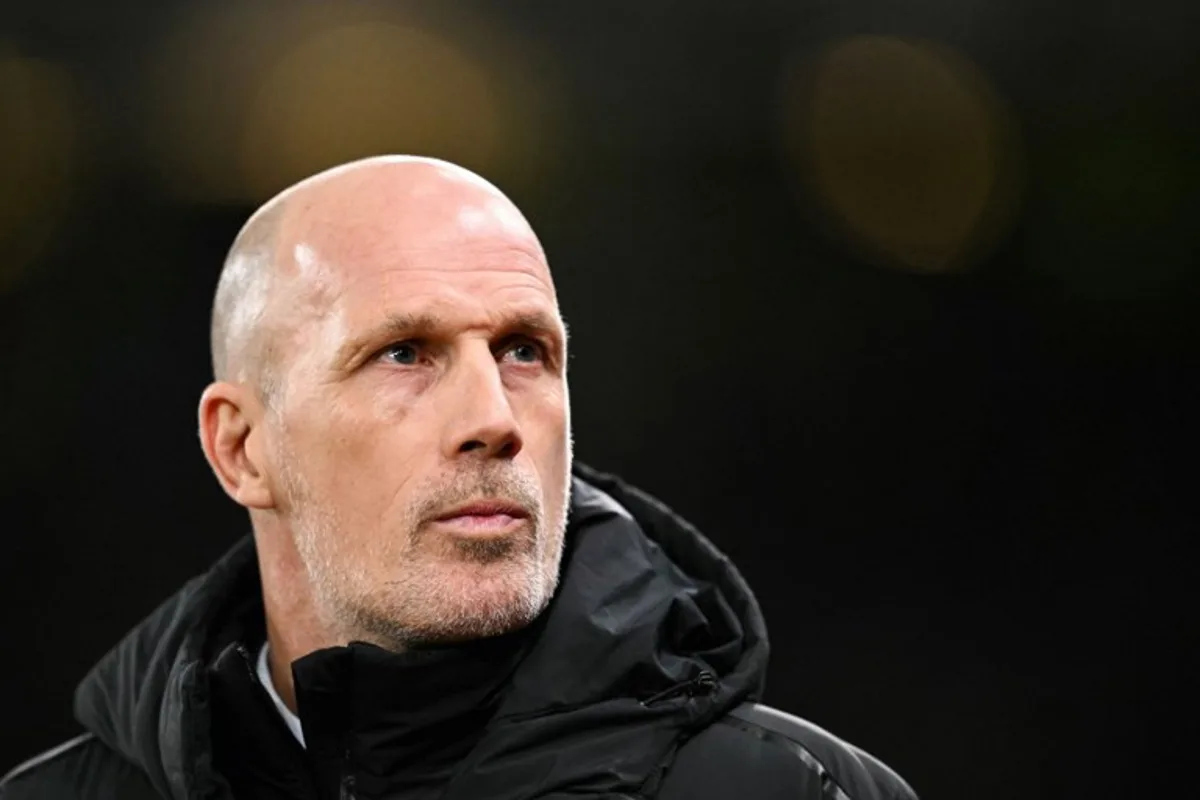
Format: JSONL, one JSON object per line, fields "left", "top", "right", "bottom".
{"left": 1, "top": 734, "right": 161, "bottom": 800}
{"left": 658, "top": 703, "right": 919, "bottom": 800}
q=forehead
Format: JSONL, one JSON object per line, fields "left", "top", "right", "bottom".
{"left": 274, "top": 178, "right": 560, "bottom": 356}
{"left": 313, "top": 217, "right": 554, "bottom": 314}
{"left": 334, "top": 245, "right": 559, "bottom": 329}
{"left": 283, "top": 164, "right": 541, "bottom": 259}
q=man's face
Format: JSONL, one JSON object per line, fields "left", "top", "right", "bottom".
{"left": 263, "top": 171, "right": 572, "bottom": 648}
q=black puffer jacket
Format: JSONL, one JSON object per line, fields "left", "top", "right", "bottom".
{"left": 1, "top": 464, "right": 917, "bottom": 800}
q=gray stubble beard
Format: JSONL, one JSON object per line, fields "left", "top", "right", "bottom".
{"left": 276, "top": 444, "right": 572, "bottom": 651}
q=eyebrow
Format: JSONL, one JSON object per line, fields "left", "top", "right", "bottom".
{"left": 334, "top": 308, "right": 569, "bottom": 368}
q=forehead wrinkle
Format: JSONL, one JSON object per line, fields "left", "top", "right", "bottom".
{"left": 370, "top": 300, "right": 562, "bottom": 342}
{"left": 353, "top": 267, "right": 557, "bottom": 304}
{"left": 323, "top": 229, "right": 549, "bottom": 274}
{"left": 328, "top": 295, "right": 565, "bottom": 373}
{"left": 320, "top": 248, "right": 559, "bottom": 326}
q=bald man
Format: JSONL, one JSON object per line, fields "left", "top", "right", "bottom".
{"left": 1, "top": 157, "right": 917, "bottom": 800}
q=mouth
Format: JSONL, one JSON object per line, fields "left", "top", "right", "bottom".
{"left": 431, "top": 500, "right": 530, "bottom": 535}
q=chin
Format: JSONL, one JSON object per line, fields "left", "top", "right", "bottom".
{"left": 432, "top": 569, "right": 550, "bottom": 637}
{"left": 356, "top": 563, "right": 553, "bottom": 648}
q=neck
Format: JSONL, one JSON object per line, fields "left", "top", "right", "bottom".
{"left": 255, "top": 528, "right": 339, "bottom": 714}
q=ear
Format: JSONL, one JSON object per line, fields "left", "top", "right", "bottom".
{"left": 198, "top": 381, "right": 276, "bottom": 509}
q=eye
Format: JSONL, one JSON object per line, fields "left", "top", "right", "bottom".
{"left": 503, "top": 338, "right": 546, "bottom": 365}
{"left": 381, "top": 342, "right": 420, "bottom": 365}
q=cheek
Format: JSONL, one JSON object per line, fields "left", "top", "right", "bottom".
{"left": 289, "top": 397, "right": 416, "bottom": 512}
{"left": 365, "top": 370, "right": 426, "bottom": 417}
{"left": 525, "top": 385, "right": 571, "bottom": 484}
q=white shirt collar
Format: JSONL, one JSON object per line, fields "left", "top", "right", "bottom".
{"left": 256, "top": 641, "right": 307, "bottom": 748}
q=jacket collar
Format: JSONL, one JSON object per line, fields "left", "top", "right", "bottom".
{"left": 73, "top": 464, "right": 769, "bottom": 799}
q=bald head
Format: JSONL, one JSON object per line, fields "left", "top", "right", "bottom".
{"left": 210, "top": 199, "right": 284, "bottom": 399}
{"left": 199, "top": 155, "right": 571, "bottom": 661}
{"left": 209, "top": 155, "right": 546, "bottom": 403}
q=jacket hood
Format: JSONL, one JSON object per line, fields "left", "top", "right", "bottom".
{"left": 74, "top": 463, "right": 770, "bottom": 799}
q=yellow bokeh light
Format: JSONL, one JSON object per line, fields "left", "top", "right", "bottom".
{"left": 0, "top": 49, "right": 77, "bottom": 291}
{"left": 143, "top": 2, "right": 554, "bottom": 204}
{"left": 780, "top": 35, "right": 1021, "bottom": 274}
{"left": 240, "top": 22, "right": 501, "bottom": 198}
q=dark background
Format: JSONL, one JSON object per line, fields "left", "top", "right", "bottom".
{"left": 2, "top": 1, "right": 1195, "bottom": 797}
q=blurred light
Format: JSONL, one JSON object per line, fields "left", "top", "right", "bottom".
{"left": 240, "top": 23, "right": 500, "bottom": 198}
{"left": 780, "top": 36, "right": 1021, "bottom": 274}
{"left": 143, "top": 2, "right": 556, "bottom": 204}
{"left": 0, "top": 47, "right": 78, "bottom": 292}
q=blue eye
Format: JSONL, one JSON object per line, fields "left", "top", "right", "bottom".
{"left": 508, "top": 341, "right": 543, "bottom": 363}
{"left": 383, "top": 343, "right": 419, "bottom": 365}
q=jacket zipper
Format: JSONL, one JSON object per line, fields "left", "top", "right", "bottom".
{"left": 640, "top": 670, "right": 717, "bottom": 707}
{"left": 339, "top": 745, "right": 357, "bottom": 800}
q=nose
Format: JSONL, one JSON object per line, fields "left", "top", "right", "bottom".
{"left": 440, "top": 342, "right": 524, "bottom": 461}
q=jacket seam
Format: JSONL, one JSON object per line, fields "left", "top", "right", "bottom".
{"left": 717, "top": 716, "right": 854, "bottom": 800}
{"left": 0, "top": 733, "right": 96, "bottom": 788}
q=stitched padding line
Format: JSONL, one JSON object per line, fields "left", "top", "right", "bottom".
{"left": 0, "top": 733, "right": 96, "bottom": 788}
{"left": 721, "top": 707, "right": 854, "bottom": 800}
